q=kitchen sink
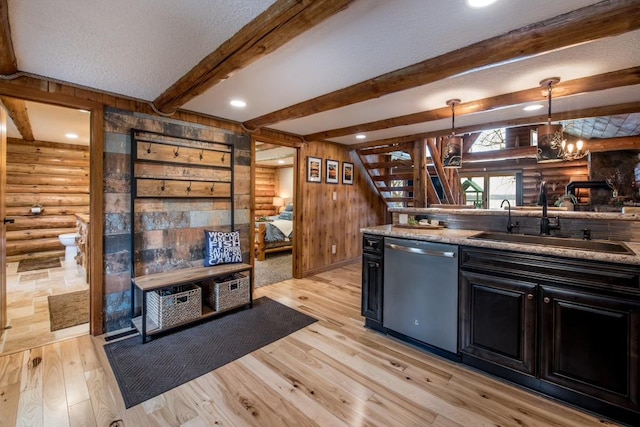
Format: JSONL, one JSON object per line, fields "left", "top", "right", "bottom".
{"left": 468, "top": 231, "right": 635, "bottom": 255}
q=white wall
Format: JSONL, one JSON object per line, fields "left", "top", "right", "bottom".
{"left": 278, "top": 167, "right": 294, "bottom": 204}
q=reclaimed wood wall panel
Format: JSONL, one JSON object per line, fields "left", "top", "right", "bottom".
{"left": 5, "top": 138, "right": 89, "bottom": 261}
{"left": 103, "top": 108, "right": 251, "bottom": 332}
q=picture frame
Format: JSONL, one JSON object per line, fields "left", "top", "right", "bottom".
{"left": 342, "top": 162, "right": 354, "bottom": 185}
{"left": 307, "top": 156, "right": 322, "bottom": 182}
{"left": 326, "top": 159, "right": 339, "bottom": 184}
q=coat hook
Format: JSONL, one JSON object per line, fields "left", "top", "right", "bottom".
{"left": 173, "top": 146, "right": 180, "bottom": 157}
{"left": 161, "top": 180, "right": 165, "bottom": 191}
{"left": 210, "top": 182, "right": 215, "bottom": 193}
{"left": 187, "top": 181, "right": 192, "bottom": 192}
{"left": 221, "top": 152, "right": 225, "bottom": 162}
{"left": 199, "top": 149, "right": 204, "bottom": 160}
{"left": 146, "top": 142, "right": 152, "bottom": 154}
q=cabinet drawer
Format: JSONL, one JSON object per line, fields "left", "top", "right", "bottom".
{"left": 461, "top": 246, "right": 640, "bottom": 294}
{"left": 363, "top": 234, "right": 383, "bottom": 254}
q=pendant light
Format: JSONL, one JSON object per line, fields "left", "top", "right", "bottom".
{"left": 443, "top": 99, "right": 463, "bottom": 168}
{"left": 536, "top": 77, "right": 563, "bottom": 162}
{"left": 536, "top": 77, "right": 588, "bottom": 162}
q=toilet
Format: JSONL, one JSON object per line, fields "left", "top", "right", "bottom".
{"left": 58, "top": 233, "right": 79, "bottom": 263}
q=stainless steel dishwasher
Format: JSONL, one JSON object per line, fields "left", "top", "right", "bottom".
{"left": 383, "top": 237, "right": 459, "bottom": 354}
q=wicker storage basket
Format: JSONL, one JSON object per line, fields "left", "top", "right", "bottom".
{"left": 147, "top": 283, "right": 202, "bottom": 329}
{"left": 201, "top": 273, "right": 250, "bottom": 312}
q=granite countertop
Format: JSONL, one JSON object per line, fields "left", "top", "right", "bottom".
{"left": 388, "top": 207, "right": 640, "bottom": 221}
{"left": 361, "top": 224, "right": 640, "bottom": 266}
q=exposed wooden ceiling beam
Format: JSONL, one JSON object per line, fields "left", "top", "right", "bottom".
{"left": 0, "top": 96, "right": 34, "bottom": 141}
{"left": 244, "top": 0, "right": 640, "bottom": 130}
{"left": 0, "top": 0, "right": 17, "bottom": 74}
{"left": 153, "top": 0, "right": 354, "bottom": 114}
{"left": 305, "top": 67, "right": 640, "bottom": 141}
{"left": 352, "top": 101, "right": 640, "bottom": 149}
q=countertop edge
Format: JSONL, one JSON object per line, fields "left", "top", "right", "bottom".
{"left": 361, "top": 225, "right": 640, "bottom": 266}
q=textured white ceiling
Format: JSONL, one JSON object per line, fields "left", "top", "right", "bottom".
{"left": 4, "top": 0, "right": 639, "bottom": 146}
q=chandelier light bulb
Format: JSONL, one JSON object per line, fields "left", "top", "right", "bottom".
{"left": 576, "top": 140, "right": 584, "bottom": 151}
{"left": 567, "top": 143, "right": 574, "bottom": 154}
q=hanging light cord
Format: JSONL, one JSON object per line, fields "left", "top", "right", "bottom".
{"left": 547, "top": 81, "right": 553, "bottom": 126}
{"left": 451, "top": 102, "right": 456, "bottom": 136}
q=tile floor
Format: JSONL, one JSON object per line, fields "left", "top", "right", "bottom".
{"left": 1, "top": 257, "right": 89, "bottom": 355}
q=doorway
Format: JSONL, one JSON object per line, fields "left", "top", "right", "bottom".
{"left": 0, "top": 98, "right": 91, "bottom": 355}
{"left": 253, "top": 141, "right": 297, "bottom": 287}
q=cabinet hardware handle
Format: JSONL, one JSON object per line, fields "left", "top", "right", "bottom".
{"left": 527, "top": 294, "right": 533, "bottom": 300}
{"left": 369, "top": 261, "right": 379, "bottom": 267}
{"left": 544, "top": 297, "right": 550, "bottom": 303}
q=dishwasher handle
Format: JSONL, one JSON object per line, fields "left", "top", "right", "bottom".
{"left": 385, "top": 242, "right": 456, "bottom": 258}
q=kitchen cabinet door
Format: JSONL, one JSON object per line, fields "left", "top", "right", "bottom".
{"left": 540, "top": 286, "right": 640, "bottom": 411}
{"left": 362, "top": 252, "right": 383, "bottom": 324}
{"left": 459, "top": 271, "right": 537, "bottom": 375}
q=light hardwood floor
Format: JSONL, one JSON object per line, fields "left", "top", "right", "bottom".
{"left": 0, "top": 262, "right": 622, "bottom": 426}
{"left": 1, "top": 259, "right": 89, "bottom": 356}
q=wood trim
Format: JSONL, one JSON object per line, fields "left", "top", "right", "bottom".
{"left": 0, "top": 107, "right": 6, "bottom": 329}
{"left": 154, "top": 0, "right": 355, "bottom": 113}
{"left": 0, "top": 0, "right": 16, "bottom": 75}
{"left": 243, "top": 0, "right": 640, "bottom": 130}
{"left": 0, "top": 97, "right": 34, "bottom": 141}
{"left": 89, "top": 105, "right": 104, "bottom": 336}
{"left": 412, "top": 140, "right": 426, "bottom": 208}
{"left": 304, "top": 67, "right": 640, "bottom": 141}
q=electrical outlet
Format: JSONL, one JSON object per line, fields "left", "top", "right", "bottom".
{"left": 332, "top": 191, "right": 337, "bottom": 201}
{"left": 331, "top": 244, "right": 336, "bottom": 254}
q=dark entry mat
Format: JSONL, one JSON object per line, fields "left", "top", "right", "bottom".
{"left": 104, "top": 296, "right": 317, "bottom": 408}
{"left": 17, "top": 257, "right": 61, "bottom": 272}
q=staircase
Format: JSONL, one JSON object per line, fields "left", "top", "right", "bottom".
{"left": 355, "top": 138, "right": 464, "bottom": 208}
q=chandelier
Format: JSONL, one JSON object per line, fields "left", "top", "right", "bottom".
{"left": 536, "top": 77, "right": 588, "bottom": 162}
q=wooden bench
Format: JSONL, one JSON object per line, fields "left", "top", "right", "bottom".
{"left": 131, "top": 263, "right": 253, "bottom": 343}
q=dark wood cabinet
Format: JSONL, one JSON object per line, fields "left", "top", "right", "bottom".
{"left": 540, "top": 286, "right": 640, "bottom": 412}
{"left": 459, "top": 271, "right": 537, "bottom": 376}
{"left": 460, "top": 246, "right": 640, "bottom": 424}
{"left": 361, "top": 234, "right": 383, "bottom": 328}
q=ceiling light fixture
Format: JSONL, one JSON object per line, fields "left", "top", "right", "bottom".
{"left": 356, "top": 134, "right": 366, "bottom": 140}
{"left": 443, "top": 99, "right": 462, "bottom": 168}
{"left": 466, "top": 0, "right": 498, "bottom": 8}
{"left": 536, "top": 77, "right": 588, "bottom": 162}
{"left": 523, "top": 104, "right": 544, "bottom": 111}
{"left": 230, "top": 99, "right": 246, "bottom": 108}
{"left": 65, "top": 133, "right": 79, "bottom": 139}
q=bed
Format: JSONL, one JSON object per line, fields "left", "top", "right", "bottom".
{"left": 254, "top": 205, "right": 293, "bottom": 261}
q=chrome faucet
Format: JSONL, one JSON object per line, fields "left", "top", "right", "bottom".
{"left": 500, "top": 199, "right": 518, "bottom": 233}
{"left": 538, "top": 180, "right": 559, "bottom": 235}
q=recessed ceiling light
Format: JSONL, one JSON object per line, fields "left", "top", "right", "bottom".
{"left": 523, "top": 104, "right": 544, "bottom": 111}
{"left": 277, "top": 160, "right": 285, "bottom": 164}
{"left": 65, "top": 133, "right": 79, "bottom": 139}
{"left": 466, "top": 0, "right": 498, "bottom": 8}
{"left": 78, "top": 109, "right": 90, "bottom": 114}
{"left": 230, "top": 99, "right": 246, "bottom": 108}
{"left": 356, "top": 134, "right": 366, "bottom": 140}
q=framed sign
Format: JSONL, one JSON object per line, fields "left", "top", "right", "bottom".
{"left": 326, "top": 159, "right": 339, "bottom": 184}
{"left": 342, "top": 162, "right": 354, "bottom": 185}
{"left": 307, "top": 156, "right": 322, "bottom": 182}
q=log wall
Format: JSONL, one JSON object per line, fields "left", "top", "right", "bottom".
{"left": 255, "top": 165, "right": 278, "bottom": 217}
{"left": 5, "top": 138, "right": 90, "bottom": 262}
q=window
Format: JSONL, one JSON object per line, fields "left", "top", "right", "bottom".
{"left": 469, "top": 128, "right": 506, "bottom": 152}
{"left": 460, "top": 172, "right": 521, "bottom": 209}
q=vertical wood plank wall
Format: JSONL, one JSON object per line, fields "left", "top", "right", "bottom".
{"left": 299, "top": 141, "right": 387, "bottom": 276}
{"left": 5, "top": 138, "right": 89, "bottom": 262}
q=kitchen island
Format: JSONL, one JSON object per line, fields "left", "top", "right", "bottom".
{"left": 362, "top": 211, "right": 640, "bottom": 426}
